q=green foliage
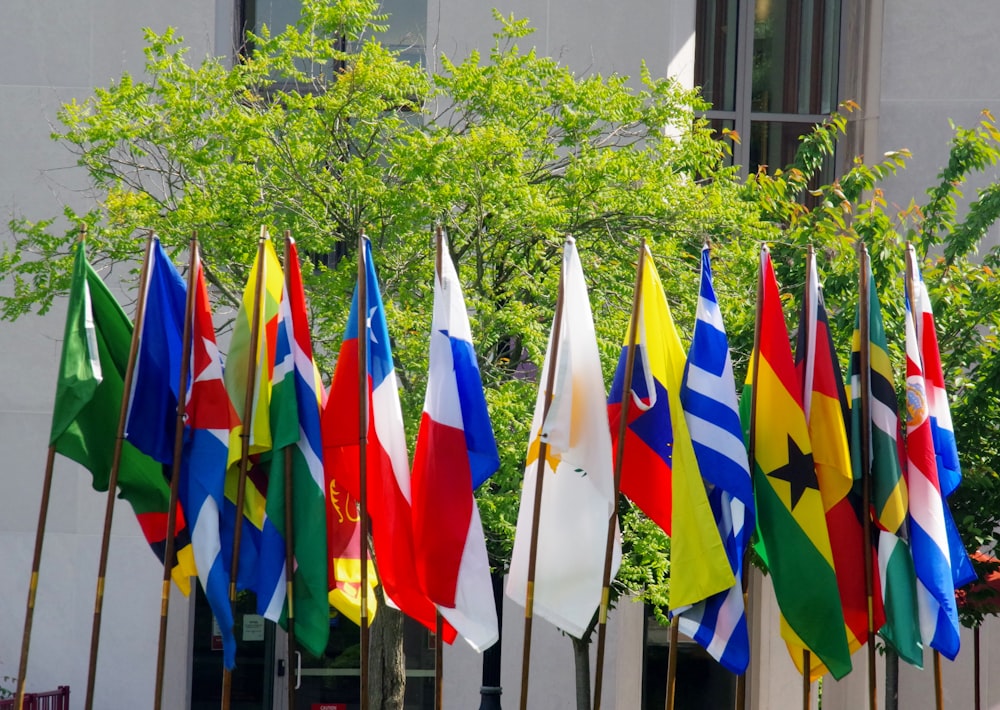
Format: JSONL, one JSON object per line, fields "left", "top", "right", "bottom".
{"left": 751, "top": 104, "right": 1000, "bottom": 628}
{"left": 1, "top": 0, "right": 775, "bottom": 632}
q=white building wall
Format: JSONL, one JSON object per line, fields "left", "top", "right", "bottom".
{"left": 0, "top": 2, "right": 224, "bottom": 708}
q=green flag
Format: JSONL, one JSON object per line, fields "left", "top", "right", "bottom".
{"left": 850, "top": 258, "right": 922, "bottom": 667}
{"left": 51, "top": 243, "right": 197, "bottom": 593}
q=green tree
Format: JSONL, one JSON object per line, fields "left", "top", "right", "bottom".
{"left": 2, "top": 1, "right": 773, "bottom": 705}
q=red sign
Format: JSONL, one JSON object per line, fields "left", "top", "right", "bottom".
{"left": 311, "top": 705, "right": 346, "bottom": 710}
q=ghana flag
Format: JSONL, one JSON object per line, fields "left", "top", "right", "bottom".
{"left": 744, "top": 245, "right": 851, "bottom": 680}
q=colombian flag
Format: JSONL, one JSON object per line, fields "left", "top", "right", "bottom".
{"left": 608, "top": 245, "right": 732, "bottom": 610}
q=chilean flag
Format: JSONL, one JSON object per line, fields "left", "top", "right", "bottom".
{"left": 411, "top": 233, "right": 500, "bottom": 652}
{"left": 323, "top": 237, "right": 455, "bottom": 641}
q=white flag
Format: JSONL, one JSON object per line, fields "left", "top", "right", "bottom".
{"left": 506, "top": 237, "right": 620, "bottom": 638}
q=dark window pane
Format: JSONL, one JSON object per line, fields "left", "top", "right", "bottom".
{"left": 695, "top": 0, "right": 740, "bottom": 112}
{"left": 752, "top": 0, "right": 841, "bottom": 114}
{"left": 749, "top": 119, "right": 833, "bottom": 183}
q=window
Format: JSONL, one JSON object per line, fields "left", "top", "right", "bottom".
{"left": 238, "top": 0, "right": 427, "bottom": 66}
{"left": 696, "top": 0, "right": 875, "bottom": 178}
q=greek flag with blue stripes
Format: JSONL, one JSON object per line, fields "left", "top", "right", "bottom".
{"left": 676, "top": 245, "right": 755, "bottom": 675}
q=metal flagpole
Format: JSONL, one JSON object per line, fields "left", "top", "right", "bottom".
{"left": 593, "top": 240, "right": 645, "bottom": 710}
{"left": 735, "top": 244, "right": 767, "bottom": 710}
{"left": 84, "top": 232, "right": 156, "bottom": 710}
{"left": 222, "top": 230, "right": 268, "bottom": 709}
{"left": 15, "top": 224, "right": 89, "bottom": 710}
{"left": 358, "top": 233, "right": 371, "bottom": 710}
{"left": 518, "top": 238, "right": 569, "bottom": 710}
{"left": 801, "top": 247, "right": 814, "bottom": 710}
{"left": 153, "top": 234, "right": 199, "bottom": 710}
{"left": 283, "top": 231, "right": 298, "bottom": 710}
{"left": 857, "top": 242, "right": 879, "bottom": 710}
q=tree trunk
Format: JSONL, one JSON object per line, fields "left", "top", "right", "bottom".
{"left": 572, "top": 635, "right": 592, "bottom": 710}
{"left": 370, "top": 605, "right": 406, "bottom": 709}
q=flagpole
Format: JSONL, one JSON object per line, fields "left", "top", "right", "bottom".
{"left": 518, "top": 237, "right": 569, "bottom": 710}
{"left": 974, "top": 624, "right": 981, "bottom": 710}
{"left": 153, "top": 234, "right": 198, "bottom": 710}
{"left": 222, "top": 230, "right": 268, "bottom": 710}
{"left": 433, "top": 225, "right": 445, "bottom": 710}
{"left": 736, "top": 243, "right": 767, "bottom": 710}
{"left": 593, "top": 240, "right": 645, "bottom": 710}
{"left": 802, "top": 650, "right": 811, "bottom": 710}
{"left": 15, "top": 225, "right": 89, "bottom": 710}
{"left": 358, "top": 232, "right": 371, "bottom": 710}
{"left": 933, "top": 651, "right": 944, "bottom": 710}
{"left": 83, "top": 232, "right": 156, "bottom": 710}
{"left": 857, "top": 241, "right": 878, "bottom": 710}
{"left": 801, "top": 248, "right": 814, "bottom": 710}
{"left": 665, "top": 617, "right": 680, "bottom": 710}
{"left": 283, "top": 231, "right": 299, "bottom": 710}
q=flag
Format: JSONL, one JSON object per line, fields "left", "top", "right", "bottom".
{"left": 904, "top": 284, "right": 963, "bottom": 659}
{"left": 180, "top": 245, "right": 239, "bottom": 669}
{"left": 53, "top": 240, "right": 197, "bottom": 593}
{"left": 675, "top": 245, "right": 753, "bottom": 675}
{"left": 906, "top": 246, "right": 976, "bottom": 593}
{"left": 323, "top": 237, "right": 451, "bottom": 639}
{"left": 324, "top": 469, "right": 379, "bottom": 627}
{"left": 851, "top": 255, "right": 922, "bottom": 667}
{"left": 795, "top": 250, "right": 884, "bottom": 677}
{"left": 222, "top": 239, "right": 287, "bottom": 611}
{"left": 506, "top": 237, "right": 619, "bottom": 638}
{"left": 608, "top": 245, "right": 733, "bottom": 609}
{"left": 411, "top": 232, "right": 500, "bottom": 652}
{"left": 262, "top": 237, "right": 331, "bottom": 657}
{"left": 744, "top": 245, "right": 851, "bottom": 680}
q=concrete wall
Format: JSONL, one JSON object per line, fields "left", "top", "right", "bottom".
{"left": 0, "top": 2, "right": 225, "bottom": 707}
{"left": 877, "top": 0, "right": 1000, "bottom": 249}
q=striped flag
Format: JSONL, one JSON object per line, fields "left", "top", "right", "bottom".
{"left": 904, "top": 280, "right": 963, "bottom": 659}
{"left": 179, "top": 245, "right": 240, "bottom": 669}
{"left": 507, "top": 237, "right": 620, "bottom": 638}
{"left": 261, "top": 238, "right": 331, "bottom": 657}
{"left": 745, "top": 245, "right": 851, "bottom": 679}
{"left": 323, "top": 237, "right": 452, "bottom": 639}
{"left": 411, "top": 231, "right": 500, "bottom": 652}
{"left": 795, "top": 251, "right": 883, "bottom": 678}
{"left": 608, "top": 245, "right": 733, "bottom": 610}
{"left": 222, "top": 239, "right": 287, "bottom": 610}
{"left": 851, "top": 254, "right": 922, "bottom": 667}
{"left": 906, "top": 246, "right": 976, "bottom": 594}
{"left": 675, "top": 245, "right": 753, "bottom": 675}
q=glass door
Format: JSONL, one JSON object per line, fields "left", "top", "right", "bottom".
{"left": 292, "top": 614, "right": 436, "bottom": 710}
{"left": 191, "top": 588, "right": 275, "bottom": 710}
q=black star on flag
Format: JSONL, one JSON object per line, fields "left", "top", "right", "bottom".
{"left": 766, "top": 434, "right": 819, "bottom": 510}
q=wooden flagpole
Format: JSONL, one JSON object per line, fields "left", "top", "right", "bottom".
{"left": 933, "top": 651, "right": 944, "bottom": 710}
{"left": 735, "top": 243, "right": 767, "bottom": 710}
{"left": 801, "top": 248, "right": 814, "bottom": 710}
{"left": 974, "top": 624, "right": 981, "bottom": 710}
{"left": 83, "top": 232, "right": 156, "bottom": 710}
{"left": 593, "top": 240, "right": 645, "bottom": 710}
{"left": 283, "top": 230, "right": 298, "bottom": 710}
{"left": 357, "top": 233, "right": 371, "bottom": 710}
{"left": 857, "top": 241, "right": 879, "bottom": 710}
{"left": 433, "top": 225, "right": 445, "bottom": 710}
{"left": 222, "top": 230, "right": 268, "bottom": 709}
{"left": 665, "top": 617, "right": 680, "bottom": 710}
{"left": 153, "top": 234, "right": 198, "bottom": 710}
{"left": 15, "top": 225, "right": 88, "bottom": 709}
{"left": 518, "top": 237, "right": 569, "bottom": 710}
{"left": 802, "top": 650, "right": 811, "bottom": 710}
